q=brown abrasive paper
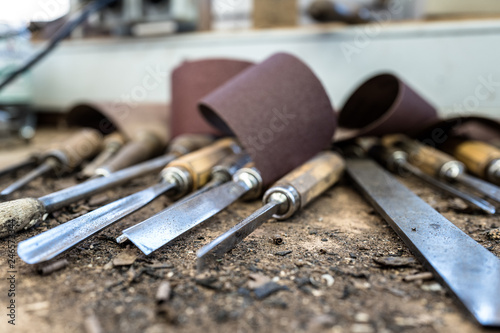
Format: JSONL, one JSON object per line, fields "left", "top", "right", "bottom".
{"left": 170, "top": 59, "right": 254, "bottom": 138}
{"left": 335, "top": 73, "right": 439, "bottom": 142}
{"left": 67, "top": 103, "right": 170, "bottom": 145}
{"left": 199, "top": 52, "right": 337, "bottom": 187}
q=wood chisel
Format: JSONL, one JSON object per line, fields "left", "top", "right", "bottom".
{"left": 383, "top": 135, "right": 500, "bottom": 203}
{"left": 197, "top": 151, "right": 345, "bottom": 271}
{"left": 94, "top": 130, "right": 164, "bottom": 177}
{"left": 79, "top": 132, "right": 126, "bottom": 179}
{"left": 370, "top": 143, "right": 496, "bottom": 214}
{"left": 0, "top": 155, "right": 40, "bottom": 180}
{"left": 122, "top": 163, "right": 265, "bottom": 256}
{"left": 0, "top": 128, "right": 103, "bottom": 198}
{"left": 17, "top": 138, "right": 242, "bottom": 264}
{"left": 345, "top": 156, "right": 500, "bottom": 328}
{"left": 116, "top": 152, "right": 251, "bottom": 244}
{"left": 442, "top": 139, "right": 500, "bottom": 185}
{"left": 0, "top": 134, "right": 213, "bottom": 238}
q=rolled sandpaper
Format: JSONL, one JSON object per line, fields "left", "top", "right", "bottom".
{"left": 199, "top": 52, "right": 337, "bottom": 187}
{"left": 336, "top": 73, "right": 438, "bottom": 141}
{"left": 170, "top": 58, "right": 254, "bottom": 138}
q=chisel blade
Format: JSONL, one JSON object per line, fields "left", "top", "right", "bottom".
{"left": 124, "top": 180, "right": 251, "bottom": 255}
{"left": 456, "top": 173, "right": 500, "bottom": 203}
{"left": 346, "top": 157, "right": 500, "bottom": 327}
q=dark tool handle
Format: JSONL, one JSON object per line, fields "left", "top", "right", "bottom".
{"left": 98, "top": 131, "right": 164, "bottom": 175}
{"left": 264, "top": 151, "right": 345, "bottom": 219}
{"left": 442, "top": 139, "right": 500, "bottom": 179}
{"left": 166, "top": 138, "right": 240, "bottom": 191}
{"left": 44, "top": 128, "right": 103, "bottom": 170}
{"left": 382, "top": 134, "right": 464, "bottom": 178}
{"left": 168, "top": 134, "right": 215, "bottom": 157}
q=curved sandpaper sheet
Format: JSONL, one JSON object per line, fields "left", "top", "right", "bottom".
{"left": 199, "top": 52, "right": 337, "bottom": 187}
{"left": 171, "top": 58, "right": 254, "bottom": 138}
{"left": 67, "top": 102, "right": 169, "bottom": 145}
{"left": 335, "top": 73, "right": 438, "bottom": 141}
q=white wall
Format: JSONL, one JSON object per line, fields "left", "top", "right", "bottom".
{"left": 31, "top": 19, "right": 500, "bottom": 119}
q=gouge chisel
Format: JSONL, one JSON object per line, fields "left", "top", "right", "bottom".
{"left": 370, "top": 143, "right": 496, "bottom": 214}
{"left": 383, "top": 135, "right": 500, "bottom": 203}
{"left": 122, "top": 163, "right": 264, "bottom": 255}
{"left": 197, "top": 151, "right": 345, "bottom": 271}
{"left": 17, "top": 138, "right": 241, "bottom": 264}
{"left": 0, "top": 134, "right": 212, "bottom": 238}
{"left": 116, "top": 151, "right": 251, "bottom": 244}
{"left": 94, "top": 130, "right": 164, "bottom": 177}
{"left": 345, "top": 156, "right": 500, "bottom": 328}
{"left": 442, "top": 139, "right": 500, "bottom": 185}
{"left": 79, "top": 132, "right": 126, "bottom": 179}
{"left": 0, "top": 128, "right": 103, "bottom": 198}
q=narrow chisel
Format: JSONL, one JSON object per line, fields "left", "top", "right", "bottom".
{"left": 17, "top": 138, "right": 241, "bottom": 264}
{"left": 383, "top": 135, "right": 500, "bottom": 203}
{"left": 79, "top": 132, "right": 126, "bottom": 179}
{"left": 122, "top": 164, "right": 264, "bottom": 255}
{"left": 370, "top": 143, "right": 496, "bottom": 214}
{"left": 0, "top": 134, "right": 213, "bottom": 237}
{"left": 197, "top": 151, "right": 345, "bottom": 271}
{"left": 0, "top": 128, "right": 103, "bottom": 198}
{"left": 442, "top": 139, "right": 500, "bottom": 185}
{"left": 345, "top": 156, "right": 500, "bottom": 327}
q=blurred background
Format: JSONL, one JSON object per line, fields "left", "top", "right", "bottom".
{"left": 1, "top": 0, "right": 500, "bottom": 144}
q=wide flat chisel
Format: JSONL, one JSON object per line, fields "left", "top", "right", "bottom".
{"left": 0, "top": 134, "right": 212, "bottom": 238}
{"left": 442, "top": 139, "right": 500, "bottom": 185}
{"left": 345, "top": 156, "right": 500, "bottom": 327}
{"left": 383, "top": 135, "right": 500, "bottom": 203}
{"left": 370, "top": 143, "right": 496, "bottom": 214}
{"left": 197, "top": 151, "right": 345, "bottom": 271}
{"left": 0, "top": 128, "right": 103, "bottom": 198}
{"left": 18, "top": 138, "right": 241, "bottom": 264}
{"left": 122, "top": 164, "right": 264, "bottom": 255}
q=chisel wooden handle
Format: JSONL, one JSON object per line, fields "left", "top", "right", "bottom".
{"left": 442, "top": 139, "right": 500, "bottom": 180}
{"left": 168, "top": 134, "right": 215, "bottom": 156}
{"left": 164, "top": 138, "right": 240, "bottom": 193}
{"left": 96, "top": 131, "right": 164, "bottom": 176}
{"left": 382, "top": 134, "right": 464, "bottom": 178}
{"left": 263, "top": 151, "right": 345, "bottom": 219}
{"left": 44, "top": 128, "right": 103, "bottom": 171}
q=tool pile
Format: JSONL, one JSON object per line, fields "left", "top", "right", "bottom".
{"left": 1, "top": 52, "right": 500, "bottom": 329}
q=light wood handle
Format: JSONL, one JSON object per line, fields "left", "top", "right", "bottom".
{"left": 382, "top": 134, "right": 461, "bottom": 177}
{"left": 273, "top": 151, "right": 345, "bottom": 209}
{"left": 104, "top": 132, "right": 127, "bottom": 148}
{"left": 442, "top": 139, "right": 500, "bottom": 178}
{"left": 45, "top": 128, "right": 103, "bottom": 170}
{"left": 167, "top": 138, "right": 239, "bottom": 190}
{"left": 99, "top": 131, "right": 164, "bottom": 174}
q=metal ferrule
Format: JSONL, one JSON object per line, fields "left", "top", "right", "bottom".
{"left": 439, "top": 161, "right": 465, "bottom": 180}
{"left": 161, "top": 166, "right": 192, "bottom": 199}
{"left": 41, "top": 149, "right": 67, "bottom": 171}
{"left": 94, "top": 167, "right": 112, "bottom": 177}
{"left": 233, "top": 167, "right": 263, "bottom": 201}
{"left": 263, "top": 185, "right": 301, "bottom": 220}
{"left": 487, "top": 159, "right": 500, "bottom": 183}
{"left": 387, "top": 150, "right": 408, "bottom": 171}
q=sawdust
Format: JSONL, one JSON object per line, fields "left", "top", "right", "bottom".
{"left": 0, "top": 129, "right": 499, "bottom": 333}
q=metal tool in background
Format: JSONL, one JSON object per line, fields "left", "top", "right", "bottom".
{"left": 79, "top": 132, "right": 126, "bottom": 179}
{"left": 0, "top": 134, "right": 213, "bottom": 238}
{"left": 370, "top": 142, "right": 496, "bottom": 214}
{"left": 0, "top": 107, "right": 36, "bottom": 143}
{"left": 197, "top": 151, "right": 345, "bottom": 271}
{"left": 345, "top": 156, "right": 500, "bottom": 328}
{"left": 383, "top": 135, "right": 500, "bottom": 203}
{"left": 122, "top": 162, "right": 264, "bottom": 256}
{"left": 94, "top": 130, "right": 164, "bottom": 177}
{"left": 0, "top": 128, "right": 103, "bottom": 199}
{"left": 17, "top": 138, "right": 241, "bottom": 264}
{"left": 116, "top": 151, "right": 251, "bottom": 244}
{"left": 442, "top": 139, "right": 500, "bottom": 185}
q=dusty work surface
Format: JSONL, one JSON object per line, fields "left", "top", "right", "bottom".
{"left": 1, "top": 129, "right": 499, "bottom": 333}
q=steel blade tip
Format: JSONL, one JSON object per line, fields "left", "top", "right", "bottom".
{"left": 116, "top": 235, "right": 128, "bottom": 244}
{"left": 127, "top": 237, "right": 155, "bottom": 255}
